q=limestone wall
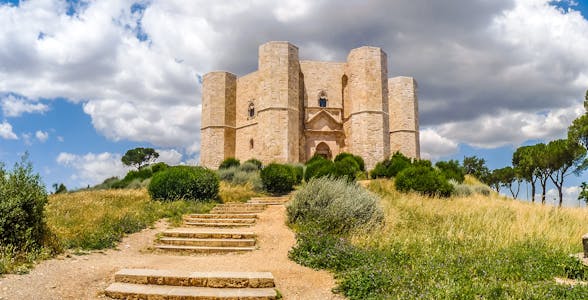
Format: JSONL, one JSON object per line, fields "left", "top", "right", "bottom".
{"left": 388, "top": 76, "right": 420, "bottom": 158}
{"left": 299, "top": 61, "right": 345, "bottom": 109}
{"left": 200, "top": 71, "right": 237, "bottom": 168}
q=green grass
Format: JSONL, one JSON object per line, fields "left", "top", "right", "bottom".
{"left": 46, "top": 189, "right": 214, "bottom": 250}
{"left": 289, "top": 178, "right": 588, "bottom": 299}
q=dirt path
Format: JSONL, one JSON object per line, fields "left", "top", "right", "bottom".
{"left": 0, "top": 205, "right": 344, "bottom": 300}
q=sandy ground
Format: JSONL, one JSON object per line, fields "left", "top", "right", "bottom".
{"left": 0, "top": 205, "right": 344, "bottom": 300}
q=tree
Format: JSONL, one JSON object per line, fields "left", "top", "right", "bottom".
{"left": 493, "top": 166, "right": 521, "bottom": 199}
{"left": 578, "top": 182, "right": 588, "bottom": 205}
{"left": 513, "top": 146, "right": 539, "bottom": 202}
{"left": 435, "top": 160, "right": 465, "bottom": 183}
{"left": 532, "top": 143, "right": 553, "bottom": 205}
{"left": 463, "top": 156, "right": 490, "bottom": 182}
{"left": 546, "top": 139, "right": 587, "bottom": 207}
{"left": 485, "top": 170, "right": 501, "bottom": 193}
{"left": 52, "top": 183, "right": 67, "bottom": 194}
{"left": 121, "top": 147, "right": 159, "bottom": 170}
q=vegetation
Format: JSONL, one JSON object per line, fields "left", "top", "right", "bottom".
{"left": 287, "top": 177, "right": 383, "bottom": 234}
{"left": 218, "top": 181, "right": 261, "bottom": 203}
{"left": 290, "top": 179, "right": 588, "bottom": 299}
{"left": 219, "top": 157, "right": 240, "bottom": 170}
{"left": 52, "top": 183, "right": 67, "bottom": 194}
{"left": 435, "top": 159, "right": 465, "bottom": 183}
{"left": 463, "top": 155, "right": 491, "bottom": 181}
{"left": 244, "top": 158, "right": 263, "bottom": 170}
{"left": 370, "top": 152, "right": 411, "bottom": 179}
{"left": 395, "top": 164, "right": 453, "bottom": 197}
{"left": 334, "top": 152, "right": 365, "bottom": 171}
{"left": 304, "top": 152, "right": 366, "bottom": 181}
{"left": 260, "top": 163, "right": 296, "bottom": 195}
{"left": 121, "top": 147, "right": 159, "bottom": 170}
{"left": 148, "top": 166, "right": 219, "bottom": 201}
{"left": 304, "top": 157, "right": 334, "bottom": 181}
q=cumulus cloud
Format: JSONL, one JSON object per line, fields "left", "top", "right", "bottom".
{"left": 1, "top": 0, "right": 587, "bottom": 160}
{"left": 1, "top": 94, "right": 49, "bottom": 117}
{"left": 156, "top": 149, "right": 183, "bottom": 165}
{"left": 56, "top": 152, "right": 131, "bottom": 186}
{"left": 35, "top": 130, "right": 49, "bottom": 142}
{"left": 543, "top": 186, "right": 584, "bottom": 207}
{"left": 0, "top": 121, "right": 18, "bottom": 139}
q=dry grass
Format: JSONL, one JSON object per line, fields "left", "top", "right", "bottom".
{"left": 218, "top": 181, "right": 262, "bottom": 203}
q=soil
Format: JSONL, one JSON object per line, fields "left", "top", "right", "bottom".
{"left": 0, "top": 205, "right": 345, "bottom": 300}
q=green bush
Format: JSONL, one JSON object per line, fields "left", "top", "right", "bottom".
{"left": 334, "top": 152, "right": 365, "bottom": 171}
{"left": 289, "top": 164, "right": 304, "bottom": 184}
{"left": 395, "top": 165, "right": 453, "bottom": 197}
{"left": 239, "top": 161, "right": 259, "bottom": 173}
{"left": 148, "top": 166, "right": 219, "bottom": 201}
{"left": 449, "top": 179, "right": 473, "bottom": 197}
{"left": 287, "top": 177, "right": 383, "bottom": 234}
{"left": 149, "top": 162, "right": 169, "bottom": 173}
{"left": 333, "top": 157, "right": 360, "bottom": 181}
{"left": 217, "top": 166, "right": 238, "bottom": 182}
{"left": 304, "top": 159, "right": 335, "bottom": 181}
{"left": 436, "top": 160, "right": 465, "bottom": 183}
{"left": 306, "top": 154, "right": 327, "bottom": 165}
{"left": 474, "top": 185, "right": 492, "bottom": 196}
{"left": 0, "top": 157, "right": 48, "bottom": 251}
{"left": 219, "top": 157, "right": 240, "bottom": 169}
{"left": 244, "top": 158, "right": 263, "bottom": 170}
{"left": 260, "top": 163, "right": 296, "bottom": 195}
{"left": 370, "top": 152, "right": 411, "bottom": 179}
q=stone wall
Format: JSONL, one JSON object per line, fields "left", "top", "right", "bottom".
{"left": 235, "top": 71, "right": 260, "bottom": 161}
{"left": 388, "top": 76, "right": 420, "bottom": 158}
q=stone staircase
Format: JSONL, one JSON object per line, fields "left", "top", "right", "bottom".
{"left": 105, "top": 269, "right": 277, "bottom": 299}
{"left": 154, "top": 228, "right": 257, "bottom": 254}
{"left": 247, "top": 196, "right": 290, "bottom": 205}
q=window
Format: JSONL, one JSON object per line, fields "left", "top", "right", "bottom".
{"left": 249, "top": 139, "right": 254, "bottom": 149}
{"left": 318, "top": 91, "right": 327, "bottom": 108}
{"left": 248, "top": 102, "right": 255, "bottom": 118}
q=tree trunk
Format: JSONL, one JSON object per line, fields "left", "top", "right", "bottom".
{"left": 531, "top": 181, "right": 536, "bottom": 203}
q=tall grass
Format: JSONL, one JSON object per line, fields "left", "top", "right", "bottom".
{"left": 218, "top": 181, "right": 262, "bottom": 203}
{"left": 46, "top": 189, "right": 213, "bottom": 249}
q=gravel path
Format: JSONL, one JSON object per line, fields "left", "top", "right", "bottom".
{"left": 0, "top": 205, "right": 344, "bottom": 300}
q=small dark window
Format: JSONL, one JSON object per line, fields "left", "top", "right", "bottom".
{"left": 249, "top": 139, "right": 254, "bottom": 149}
{"left": 248, "top": 102, "right": 255, "bottom": 118}
{"left": 318, "top": 91, "right": 327, "bottom": 108}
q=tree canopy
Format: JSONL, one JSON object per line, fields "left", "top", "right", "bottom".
{"left": 121, "top": 147, "right": 159, "bottom": 170}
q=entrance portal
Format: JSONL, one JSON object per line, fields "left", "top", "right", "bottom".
{"left": 315, "top": 142, "right": 332, "bottom": 160}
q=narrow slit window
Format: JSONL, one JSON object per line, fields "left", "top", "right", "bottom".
{"left": 318, "top": 91, "right": 328, "bottom": 108}
{"left": 248, "top": 102, "right": 255, "bottom": 118}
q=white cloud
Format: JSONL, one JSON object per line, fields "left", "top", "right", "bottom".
{"left": 56, "top": 152, "right": 131, "bottom": 186}
{"left": 0, "top": 121, "right": 17, "bottom": 139}
{"left": 156, "top": 149, "right": 183, "bottom": 165}
{"left": 544, "top": 186, "right": 584, "bottom": 207}
{"left": 35, "top": 130, "right": 49, "bottom": 142}
{"left": 419, "top": 128, "right": 459, "bottom": 159}
{"left": 1, "top": 94, "right": 49, "bottom": 117}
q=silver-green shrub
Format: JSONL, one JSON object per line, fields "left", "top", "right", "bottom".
{"left": 217, "top": 166, "right": 238, "bottom": 182}
{"left": 287, "top": 177, "right": 383, "bottom": 234}
{"left": 473, "top": 185, "right": 491, "bottom": 196}
{"left": 239, "top": 161, "right": 259, "bottom": 173}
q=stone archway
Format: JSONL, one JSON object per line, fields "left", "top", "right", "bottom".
{"left": 315, "top": 142, "right": 332, "bottom": 160}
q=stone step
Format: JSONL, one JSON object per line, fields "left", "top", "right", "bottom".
{"left": 249, "top": 197, "right": 289, "bottom": 202}
{"left": 158, "top": 237, "right": 256, "bottom": 247}
{"left": 161, "top": 230, "right": 255, "bottom": 240}
{"left": 113, "top": 269, "right": 275, "bottom": 288}
{"left": 184, "top": 217, "right": 256, "bottom": 224}
{"left": 216, "top": 203, "right": 267, "bottom": 207}
{"left": 183, "top": 222, "right": 253, "bottom": 228}
{"left": 185, "top": 213, "right": 257, "bottom": 219}
{"left": 105, "top": 283, "right": 276, "bottom": 299}
{"left": 247, "top": 201, "right": 287, "bottom": 205}
{"left": 154, "top": 244, "right": 256, "bottom": 253}
{"left": 210, "top": 208, "right": 266, "bottom": 213}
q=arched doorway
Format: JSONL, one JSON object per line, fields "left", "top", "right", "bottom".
{"left": 315, "top": 142, "right": 332, "bottom": 160}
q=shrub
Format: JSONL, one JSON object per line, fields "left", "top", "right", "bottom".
{"left": 239, "top": 161, "right": 259, "bottom": 173}
{"left": 260, "top": 163, "right": 296, "bottom": 195}
{"left": 290, "top": 164, "right": 304, "bottom": 184}
{"left": 148, "top": 166, "right": 219, "bottom": 201}
{"left": 244, "top": 158, "right": 263, "bottom": 170}
{"left": 232, "top": 169, "right": 257, "bottom": 185}
{"left": 306, "top": 154, "right": 327, "bottom": 165}
{"left": 287, "top": 177, "right": 383, "bottom": 234}
{"left": 219, "top": 157, "right": 240, "bottom": 169}
{"left": 217, "top": 166, "right": 238, "bottom": 182}
{"left": 473, "top": 185, "right": 492, "bottom": 196}
{"left": 370, "top": 159, "right": 391, "bottom": 179}
{"left": 395, "top": 165, "right": 453, "bottom": 197}
{"left": 0, "top": 157, "right": 48, "bottom": 251}
{"left": 304, "top": 159, "right": 335, "bottom": 181}
{"left": 149, "top": 162, "right": 169, "bottom": 173}
{"left": 333, "top": 157, "right": 360, "bottom": 181}
{"left": 436, "top": 160, "right": 465, "bottom": 183}
{"left": 335, "top": 152, "right": 365, "bottom": 171}
{"left": 449, "top": 179, "right": 473, "bottom": 197}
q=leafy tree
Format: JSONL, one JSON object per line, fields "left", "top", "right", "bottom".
{"left": 121, "top": 147, "right": 159, "bottom": 170}
{"left": 485, "top": 170, "right": 501, "bottom": 193}
{"left": 513, "top": 146, "right": 539, "bottom": 202}
{"left": 52, "top": 183, "right": 67, "bottom": 194}
{"left": 532, "top": 143, "right": 553, "bottom": 204}
{"left": 463, "top": 156, "right": 490, "bottom": 182}
{"left": 493, "top": 166, "right": 521, "bottom": 199}
{"left": 578, "top": 182, "right": 588, "bottom": 205}
{"left": 546, "top": 139, "right": 587, "bottom": 207}
{"left": 435, "top": 160, "right": 465, "bottom": 183}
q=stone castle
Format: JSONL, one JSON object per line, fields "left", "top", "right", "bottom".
{"left": 200, "top": 41, "right": 419, "bottom": 169}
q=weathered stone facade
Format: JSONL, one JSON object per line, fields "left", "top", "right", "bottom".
{"left": 200, "top": 41, "right": 420, "bottom": 169}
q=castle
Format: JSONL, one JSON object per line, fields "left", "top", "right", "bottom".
{"left": 200, "top": 41, "right": 420, "bottom": 170}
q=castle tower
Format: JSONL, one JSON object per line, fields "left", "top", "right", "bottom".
{"left": 199, "top": 72, "right": 237, "bottom": 168}
{"left": 346, "top": 46, "right": 391, "bottom": 169}
{"left": 256, "top": 41, "right": 301, "bottom": 163}
{"left": 388, "top": 77, "right": 420, "bottom": 158}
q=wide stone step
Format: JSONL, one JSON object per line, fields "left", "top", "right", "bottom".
{"left": 249, "top": 197, "right": 289, "bottom": 203}
{"left": 184, "top": 222, "right": 253, "bottom": 228}
{"left": 210, "top": 208, "right": 266, "bottom": 213}
{"left": 155, "top": 244, "right": 256, "bottom": 253}
{"left": 185, "top": 213, "right": 257, "bottom": 219}
{"left": 247, "top": 201, "right": 287, "bottom": 205}
{"left": 113, "top": 269, "right": 275, "bottom": 288}
{"left": 105, "top": 283, "right": 276, "bottom": 299}
{"left": 216, "top": 203, "right": 267, "bottom": 207}
{"left": 183, "top": 218, "right": 256, "bottom": 224}
{"left": 161, "top": 230, "right": 255, "bottom": 240}
{"left": 158, "top": 237, "right": 256, "bottom": 247}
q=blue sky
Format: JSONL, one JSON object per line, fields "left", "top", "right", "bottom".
{"left": 0, "top": 0, "right": 587, "bottom": 207}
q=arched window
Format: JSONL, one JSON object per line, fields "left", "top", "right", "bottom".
{"left": 248, "top": 102, "right": 255, "bottom": 118}
{"left": 315, "top": 142, "right": 332, "bottom": 160}
{"left": 318, "top": 91, "right": 328, "bottom": 108}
